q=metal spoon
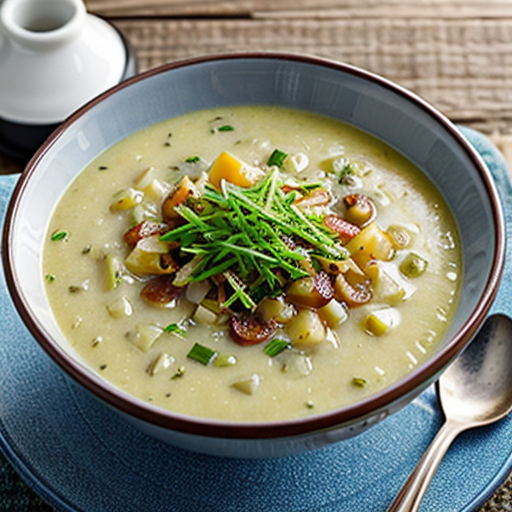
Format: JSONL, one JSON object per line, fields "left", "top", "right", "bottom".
{"left": 387, "top": 313, "right": 512, "bottom": 512}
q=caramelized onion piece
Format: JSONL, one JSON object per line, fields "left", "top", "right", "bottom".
{"left": 334, "top": 273, "right": 373, "bottom": 307}
{"left": 323, "top": 215, "right": 361, "bottom": 244}
{"left": 141, "top": 276, "right": 182, "bottom": 305}
{"left": 229, "top": 314, "right": 277, "bottom": 346}
{"left": 124, "top": 221, "right": 169, "bottom": 250}
{"left": 343, "top": 194, "right": 376, "bottom": 227}
{"left": 286, "top": 271, "right": 334, "bottom": 309}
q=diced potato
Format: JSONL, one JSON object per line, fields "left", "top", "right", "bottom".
{"left": 286, "top": 273, "right": 334, "bottom": 309}
{"left": 258, "top": 296, "right": 296, "bottom": 324}
{"left": 318, "top": 299, "right": 348, "bottom": 328}
{"left": 364, "top": 308, "right": 400, "bottom": 336}
{"left": 147, "top": 352, "right": 175, "bottom": 376}
{"left": 364, "top": 261, "right": 406, "bottom": 305}
{"left": 345, "top": 222, "right": 394, "bottom": 269}
{"left": 106, "top": 296, "right": 133, "bottom": 319}
{"left": 286, "top": 309, "right": 326, "bottom": 347}
{"left": 280, "top": 352, "right": 314, "bottom": 378}
{"left": 144, "top": 179, "right": 172, "bottom": 205}
{"left": 208, "top": 151, "right": 264, "bottom": 188}
{"left": 231, "top": 373, "right": 261, "bottom": 395}
{"left": 127, "top": 324, "right": 164, "bottom": 352}
{"left": 193, "top": 304, "right": 218, "bottom": 325}
{"left": 110, "top": 187, "right": 144, "bottom": 211}
{"left": 185, "top": 280, "right": 211, "bottom": 305}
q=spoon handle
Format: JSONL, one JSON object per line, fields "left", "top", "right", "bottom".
{"left": 386, "top": 418, "right": 465, "bottom": 512}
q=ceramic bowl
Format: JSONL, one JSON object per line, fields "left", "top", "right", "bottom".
{"left": 2, "top": 53, "right": 505, "bottom": 458}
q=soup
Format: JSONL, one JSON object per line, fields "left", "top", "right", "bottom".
{"left": 43, "top": 106, "right": 462, "bottom": 422}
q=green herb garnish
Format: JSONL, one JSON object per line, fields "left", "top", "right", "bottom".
{"left": 164, "top": 323, "right": 187, "bottom": 337}
{"left": 160, "top": 169, "right": 346, "bottom": 308}
{"left": 185, "top": 156, "right": 201, "bottom": 163}
{"left": 218, "top": 125, "right": 235, "bottom": 132}
{"left": 267, "top": 149, "right": 288, "bottom": 168}
{"left": 51, "top": 230, "right": 68, "bottom": 241}
{"left": 187, "top": 343, "right": 218, "bottom": 365}
{"left": 45, "top": 273, "right": 56, "bottom": 283}
{"left": 263, "top": 338, "right": 290, "bottom": 357}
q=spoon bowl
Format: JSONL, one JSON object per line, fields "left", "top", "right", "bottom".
{"left": 388, "top": 313, "right": 512, "bottom": 512}
{"left": 440, "top": 313, "right": 512, "bottom": 425}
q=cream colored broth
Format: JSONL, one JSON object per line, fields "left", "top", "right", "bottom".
{"left": 43, "top": 106, "right": 461, "bottom": 422}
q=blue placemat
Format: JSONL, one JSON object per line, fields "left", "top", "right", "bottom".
{"left": 0, "top": 127, "right": 511, "bottom": 512}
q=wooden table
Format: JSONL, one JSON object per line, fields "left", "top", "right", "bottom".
{"left": 1, "top": 1, "right": 512, "bottom": 510}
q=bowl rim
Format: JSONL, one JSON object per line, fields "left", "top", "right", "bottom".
{"left": 2, "top": 52, "right": 506, "bottom": 440}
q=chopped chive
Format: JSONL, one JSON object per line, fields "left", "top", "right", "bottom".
{"left": 187, "top": 343, "right": 218, "bottom": 365}
{"left": 263, "top": 338, "right": 290, "bottom": 357}
{"left": 45, "top": 273, "right": 56, "bottom": 283}
{"left": 267, "top": 149, "right": 288, "bottom": 168}
{"left": 99, "top": 364, "right": 107, "bottom": 371}
{"left": 185, "top": 156, "right": 201, "bottom": 163}
{"left": 51, "top": 230, "right": 68, "bottom": 241}
{"left": 217, "top": 125, "right": 235, "bottom": 132}
{"left": 98, "top": 165, "right": 108, "bottom": 171}
{"left": 164, "top": 323, "right": 187, "bottom": 337}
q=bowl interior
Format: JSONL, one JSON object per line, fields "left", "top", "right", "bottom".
{"left": 6, "top": 54, "right": 502, "bottom": 430}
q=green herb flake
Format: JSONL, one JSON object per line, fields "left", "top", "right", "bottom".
{"left": 98, "top": 165, "right": 109, "bottom": 171}
{"left": 217, "top": 125, "right": 235, "bottom": 132}
{"left": 164, "top": 323, "right": 187, "bottom": 337}
{"left": 267, "top": 149, "right": 288, "bottom": 168}
{"left": 187, "top": 342, "right": 218, "bottom": 366}
{"left": 99, "top": 364, "right": 107, "bottom": 371}
{"left": 185, "top": 156, "right": 201, "bottom": 163}
{"left": 263, "top": 338, "right": 290, "bottom": 357}
{"left": 51, "top": 230, "right": 68, "bottom": 241}
{"left": 45, "top": 273, "right": 56, "bottom": 283}
{"left": 352, "top": 377, "right": 367, "bottom": 388}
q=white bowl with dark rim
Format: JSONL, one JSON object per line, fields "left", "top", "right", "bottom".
{"left": 2, "top": 53, "right": 505, "bottom": 458}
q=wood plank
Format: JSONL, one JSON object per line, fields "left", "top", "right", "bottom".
{"left": 113, "top": 17, "right": 512, "bottom": 133}
{"left": 85, "top": 0, "right": 512, "bottom": 19}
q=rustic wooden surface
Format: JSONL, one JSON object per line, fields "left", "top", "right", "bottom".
{"left": 1, "top": 1, "right": 512, "bottom": 510}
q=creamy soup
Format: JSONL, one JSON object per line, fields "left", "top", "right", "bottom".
{"left": 43, "top": 106, "right": 462, "bottom": 422}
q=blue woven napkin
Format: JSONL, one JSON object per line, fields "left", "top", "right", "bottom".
{"left": 0, "top": 127, "right": 511, "bottom": 512}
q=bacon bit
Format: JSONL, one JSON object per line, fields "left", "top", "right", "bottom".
{"left": 141, "top": 276, "right": 182, "bottom": 305}
{"left": 323, "top": 215, "right": 361, "bottom": 244}
{"left": 124, "top": 221, "right": 169, "bottom": 250}
{"left": 229, "top": 314, "right": 277, "bottom": 346}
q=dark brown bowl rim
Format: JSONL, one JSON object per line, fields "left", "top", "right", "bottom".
{"left": 2, "top": 52, "right": 506, "bottom": 440}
